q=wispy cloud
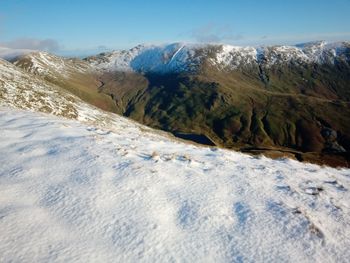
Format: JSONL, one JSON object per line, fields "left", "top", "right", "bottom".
{"left": 190, "top": 23, "right": 243, "bottom": 43}
{"left": 0, "top": 38, "right": 62, "bottom": 52}
{"left": 184, "top": 25, "right": 350, "bottom": 46}
{"left": 97, "top": 45, "right": 109, "bottom": 51}
{"left": 262, "top": 32, "right": 350, "bottom": 43}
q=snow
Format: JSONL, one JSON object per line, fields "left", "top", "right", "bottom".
{"left": 0, "top": 58, "right": 79, "bottom": 118}
{"left": 12, "top": 52, "right": 92, "bottom": 79}
{"left": 0, "top": 108, "right": 350, "bottom": 262}
{"left": 87, "top": 43, "right": 202, "bottom": 73}
{"left": 216, "top": 45, "right": 258, "bottom": 69}
{"left": 87, "top": 41, "right": 350, "bottom": 73}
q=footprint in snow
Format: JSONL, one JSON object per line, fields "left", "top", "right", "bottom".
{"left": 137, "top": 152, "right": 160, "bottom": 161}
{"left": 86, "top": 127, "right": 111, "bottom": 135}
{"left": 275, "top": 185, "right": 292, "bottom": 194}
{"left": 96, "top": 130, "right": 111, "bottom": 136}
{"left": 299, "top": 181, "right": 325, "bottom": 196}
{"left": 304, "top": 167, "right": 318, "bottom": 173}
{"left": 304, "top": 186, "right": 324, "bottom": 196}
{"left": 176, "top": 155, "right": 191, "bottom": 162}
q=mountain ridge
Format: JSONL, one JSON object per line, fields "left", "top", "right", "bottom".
{"left": 85, "top": 41, "right": 350, "bottom": 73}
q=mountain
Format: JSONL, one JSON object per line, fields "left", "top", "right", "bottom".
{"left": 84, "top": 41, "right": 350, "bottom": 167}
{"left": 0, "top": 57, "right": 156, "bottom": 133}
{"left": 1, "top": 62, "right": 350, "bottom": 260}
{"left": 8, "top": 41, "right": 350, "bottom": 167}
{"left": 85, "top": 41, "right": 350, "bottom": 73}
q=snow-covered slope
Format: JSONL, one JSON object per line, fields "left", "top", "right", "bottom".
{"left": 13, "top": 52, "right": 93, "bottom": 80}
{"left": 0, "top": 58, "right": 79, "bottom": 118}
{"left": 1, "top": 108, "right": 350, "bottom": 262}
{"left": 86, "top": 41, "right": 350, "bottom": 73}
{"left": 0, "top": 57, "right": 118, "bottom": 119}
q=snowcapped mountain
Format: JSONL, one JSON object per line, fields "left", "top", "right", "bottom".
{"left": 4, "top": 41, "right": 349, "bottom": 76}
{"left": 85, "top": 43, "right": 200, "bottom": 73}
{"left": 1, "top": 55, "right": 350, "bottom": 261}
{"left": 86, "top": 41, "right": 350, "bottom": 73}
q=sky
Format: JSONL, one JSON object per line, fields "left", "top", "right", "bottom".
{"left": 0, "top": 0, "right": 350, "bottom": 56}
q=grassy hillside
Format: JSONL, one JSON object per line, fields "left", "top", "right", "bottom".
{"left": 14, "top": 54, "right": 118, "bottom": 113}
{"left": 99, "top": 61, "right": 350, "bottom": 167}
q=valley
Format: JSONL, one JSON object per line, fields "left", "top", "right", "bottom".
{"left": 3, "top": 41, "right": 350, "bottom": 167}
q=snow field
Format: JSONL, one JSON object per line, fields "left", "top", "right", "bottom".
{"left": 0, "top": 109, "right": 349, "bottom": 262}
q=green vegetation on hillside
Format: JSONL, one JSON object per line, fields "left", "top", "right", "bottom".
{"left": 99, "top": 61, "right": 350, "bottom": 167}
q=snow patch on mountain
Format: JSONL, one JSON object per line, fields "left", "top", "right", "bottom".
{"left": 215, "top": 45, "right": 258, "bottom": 69}
{"left": 86, "top": 42, "right": 203, "bottom": 73}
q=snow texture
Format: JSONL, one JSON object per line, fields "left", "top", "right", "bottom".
{"left": 0, "top": 108, "right": 350, "bottom": 262}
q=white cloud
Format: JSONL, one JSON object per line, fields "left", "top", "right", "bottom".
{"left": 0, "top": 38, "right": 61, "bottom": 52}
{"left": 190, "top": 23, "right": 243, "bottom": 43}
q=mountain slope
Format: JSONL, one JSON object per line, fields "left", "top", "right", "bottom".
{"left": 0, "top": 58, "right": 79, "bottom": 118}
{"left": 84, "top": 42, "right": 350, "bottom": 167}
{"left": 12, "top": 52, "right": 117, "bottom": 112}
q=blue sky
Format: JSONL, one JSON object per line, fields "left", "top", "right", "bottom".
{"left": 1, "top": 0, "right": 350, "bottom": 55}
